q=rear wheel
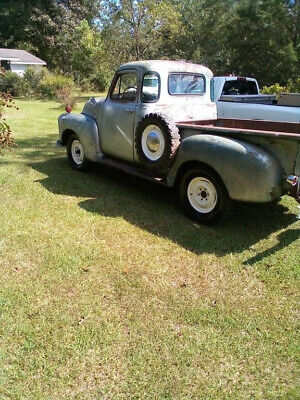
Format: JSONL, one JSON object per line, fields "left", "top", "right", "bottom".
{"left": 178, "top": 167, "right": 229, "bottom": 222}
{"left": 67, "top": 133, "right": 90, "bottom": 171}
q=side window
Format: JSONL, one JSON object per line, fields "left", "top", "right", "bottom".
{"left": 110, "top": 72, "right": 138, "bottom": 102}
{"left": 141, "top": 73, "right": 160, "bottom": 102}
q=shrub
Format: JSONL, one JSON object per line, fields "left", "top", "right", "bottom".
{"left": 261, "top": 83, "right": 286, "bottom": 96}
{"left": 0, "top": 71, "right": 23, "bottom": 96}
{"left": 0, "top": 117, "right": 15, "bottom": 151}
{"left": 39, "top": 73, "right": 76, "bottom": 98}
{"left": 76, "top": 77, "right": 93, "bottom": 92}
{"left": 286, "top": 78, "right": 300, "bottom": 93}
{"left": 262, "top": 78, "right": 300, "bottom": 97}
{"left": 0, "top": 69, "right": 17, "bottom": 152}
{"left": 91, "top": 68, "right": 112, "bottom": 92}
{"left": 22, "top": 67, "right": 46, "bottom": 97}
{"left": 56, "top": 86, "right": 78, "bottom": 108}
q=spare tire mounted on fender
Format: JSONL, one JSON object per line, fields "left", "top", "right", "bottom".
{"left": 135, "top": 113, "right": 180, "bottom": 172}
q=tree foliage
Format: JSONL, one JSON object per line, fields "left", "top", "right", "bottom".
{"left": 0, "top": 0, "right": 100, "bottom": 70}
{"left": 101, "top": 0, "right": 181, "bottom": 63}
{"left": 0, "top": 0, "right": 299, "bottom": 87}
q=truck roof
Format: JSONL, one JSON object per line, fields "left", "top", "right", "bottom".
{"left": 117, "top": 60, "right": 213, "bottom": 77}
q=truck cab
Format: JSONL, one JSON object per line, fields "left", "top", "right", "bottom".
{"left": 78, "top": 60, "right": 216, "bottom": 163}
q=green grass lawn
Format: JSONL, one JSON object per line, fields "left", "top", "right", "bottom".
{"left": 0, "top": 97, "right": 299, "bottom": 400}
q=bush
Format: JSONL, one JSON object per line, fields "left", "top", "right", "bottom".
{"left": 0, "top": 67, "right": 48, "bottom": 97}
{"left": 39, "top": 73, "right": 76, "bottom": 98}
{"left": 21, "top": 67, "right": 46, "bottom": 97}
{"left": 91, "top": 68, "right": 112, "bottom": 92}
{"left": 286, "top": 78, "right": 300, "bottom": 93}
{"left": 56, "top": 86, "right": 78, "bottom": 108}
{"left": 261, "top": 83, "right": 286, "bottom": 96}
{"left": 262, "top": 78, "right": 300, "bottom": 97}
{"left": 0, "top": 71, "right": 23, "bottom": 96}
{"left": 0, "top": 69, "right": 17, "bottom": 152}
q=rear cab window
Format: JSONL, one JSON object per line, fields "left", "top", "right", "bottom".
{"left": 222, "top": 80, "right": 258, "bottom": 95}
{"left": 168, "top": 73, "right": 205, "bottom": 95}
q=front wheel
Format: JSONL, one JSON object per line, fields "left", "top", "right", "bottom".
{"left": 67, "top": 133, "right": 90, "bottom": 171}
{"left": 178, "top": 167, "right": 229, "bottom": 222}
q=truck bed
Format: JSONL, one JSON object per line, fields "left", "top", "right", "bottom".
{"left": 219, "top": 94, "right": 276, "bottom": 104}
{"left": 177, "top": 118, "right": 300, "bottom": 140}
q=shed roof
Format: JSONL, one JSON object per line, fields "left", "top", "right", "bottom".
{"left": 0, "top": 49, "right": 46, "bottom": 65}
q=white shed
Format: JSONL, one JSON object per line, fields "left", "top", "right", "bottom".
{"left": 0, "top": 49, "right": 46, "bottom": 76}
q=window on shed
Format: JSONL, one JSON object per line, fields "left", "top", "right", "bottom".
{"left": 169, "top": 74, "right": 205, "bottom": 95}
{"left": 141, "top": 73, "right": 159, "bottom": 102}
{"left": 0, "top": 60, "right": 10, "bottom": 71}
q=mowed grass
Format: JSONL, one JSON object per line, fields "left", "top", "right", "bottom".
{"left": 0, "top": 97, "right": 299, "bottom": 400}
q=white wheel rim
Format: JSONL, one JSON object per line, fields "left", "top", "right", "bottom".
{"left": 71, "top": 139, "right": 84, "bottom": 165}
{"left": 187, "top": 177, "right": 218, "bottom": 213}
{"left": 141, "top": 125, "right": 165, "bottom": 161}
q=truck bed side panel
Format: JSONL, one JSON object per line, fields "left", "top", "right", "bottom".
{"left": 177, "top": 119, "right": 300, "bottom": 177}
{"left": 167, "top": 134, "right": 283, "bottom": 203}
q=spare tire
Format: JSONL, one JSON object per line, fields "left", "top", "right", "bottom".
{"left": 135, "top": 113, "right": 180, "bottom": 173}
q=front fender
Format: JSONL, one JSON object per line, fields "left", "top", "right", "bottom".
{"left": 58, "top": 113, "right": 101, "bottom": 162}
{"left": 168, "top": 134, "right": 283, "bottom": 203}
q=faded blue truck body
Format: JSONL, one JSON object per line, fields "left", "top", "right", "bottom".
{"left": 58, "top": 60, "right": 300, "bottom": 204}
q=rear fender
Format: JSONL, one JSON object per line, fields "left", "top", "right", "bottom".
{"left": 58, "top": 113, "right": 101, "bottom": 162}
{"left": 168, "top": 134, "right": 283, "bottom": 203}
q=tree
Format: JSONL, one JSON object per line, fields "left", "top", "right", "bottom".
{"left": 0, "top": 0, "right": 101, "bottom": 71}
{"left": 100, "top": 0, "right": 182, "bottom": 65}
{"left": 170, "top": 0, "right": 299, "bottom": 85}
{"left": 67, "top": 20, "right": 111, "bottom": 89}
{"left": 0, "top": 0, "right": 298, "bottom": 88}
{"left": 167, "top": 0, "right": 236, "bottom": 69}
{"left": 223, "top": 0, "right": 298, "bottom": 85}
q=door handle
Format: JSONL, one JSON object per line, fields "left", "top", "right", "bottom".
{"left": 124, "top": 108, "right": 134, "bottom": 113}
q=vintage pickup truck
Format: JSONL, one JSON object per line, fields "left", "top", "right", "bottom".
{"left": 57, "top": 60, "right": 300, "bottom": 222}
{"left": 213, "top": 76, "right": 300, "bottom": 123}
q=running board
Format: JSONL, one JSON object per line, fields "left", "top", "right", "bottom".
{"left": 97, "top": 155, "right": 168, "bottom": 186}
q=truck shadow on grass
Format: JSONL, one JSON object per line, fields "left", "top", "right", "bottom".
{"left": 30, "top": 157, "right": 298, "bottom": 261}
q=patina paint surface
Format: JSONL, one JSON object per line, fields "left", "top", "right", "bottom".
{"left": 58, "top": 113, "right": 101, "bottom": 161}
{"left": 57, "top": 60, "right": 300, "bottom": 204}
{"left": 167, "top": 134, "right": 283, "bottom": 202}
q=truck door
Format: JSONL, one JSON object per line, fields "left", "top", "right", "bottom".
{"left": 100, "top": 70, "right": 139, "bottom": 162}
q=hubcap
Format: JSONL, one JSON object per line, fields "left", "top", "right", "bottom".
{"left": 187, "top": 177, "right": 218, "bottom": 213}
{"left": 141, "top": 125, "right": 165, "bottom": 161}
{"left": 146, "top": 131, "right": 160, "bottom": 153}
{"left": 71, "top": 139, "right": 84, "bottom": 165}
